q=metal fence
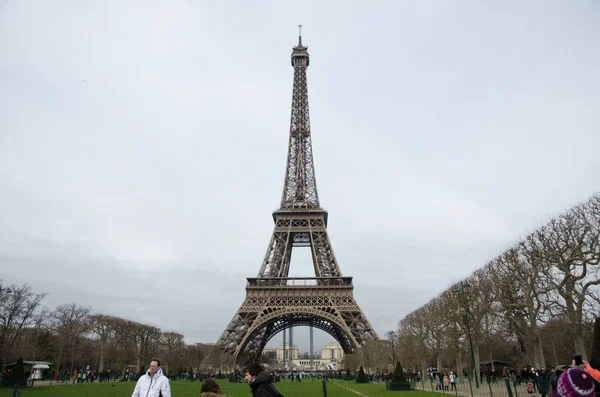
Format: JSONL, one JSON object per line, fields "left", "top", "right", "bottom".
{"left": 0, "top": 375, "right": 549, "bottom": 397}
{"left": 418, "top": 374, "right": 549, "bottom": 397}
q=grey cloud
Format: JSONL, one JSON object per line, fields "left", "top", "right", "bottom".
{"left": 1, "top": 1, "right": 599, "bottom": 351}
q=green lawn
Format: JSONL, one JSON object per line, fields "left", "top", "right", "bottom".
{"left": 0, "top": 379, "right": 442, "bottom": 397}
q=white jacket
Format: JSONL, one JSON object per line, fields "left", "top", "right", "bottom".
{"left": 132, "top": 368, "right": 171, "bottom": 397}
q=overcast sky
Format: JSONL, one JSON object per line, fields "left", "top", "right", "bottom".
{"left": 1, "top": 1, "right": 599, "bottom": 353}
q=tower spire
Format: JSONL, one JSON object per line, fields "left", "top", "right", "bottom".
{"left": 283, "top": 28, "right": 315, "bottom": 209}
{"left": 257, "top": 32, "right": 338, "bottom": 280}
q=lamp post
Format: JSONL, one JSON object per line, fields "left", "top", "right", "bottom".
{"left": 455, "top": 282, "right": 479, "bottom": 388}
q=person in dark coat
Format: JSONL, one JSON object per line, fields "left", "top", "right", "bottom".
{"left": 537, "top": 370, "right": 548, "bottom": 397}
{"left": 244, "top": 363, "right": 283, "bottom": 397}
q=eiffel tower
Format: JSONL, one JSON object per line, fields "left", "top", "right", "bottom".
{"left": 217, "top": 29, "right": 378, "bottom": 366}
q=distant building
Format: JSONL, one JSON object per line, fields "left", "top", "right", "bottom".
{"left": 262, "top": 343, "right": 299, "bottom": 361}
{"left": 320, "top": 341, "right": 344, "bottom": 361}
{"left": 263, "top": 341, "right": 343, "bottom": 370}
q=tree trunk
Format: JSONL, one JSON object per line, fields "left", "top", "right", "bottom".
{"left": 456, "top": 355, "right": 464, "bottom": 380}
{"left": 55, "top": 348, "right": 63, "bottom": 373}
{"left": 474, "top": 345, "right": 481, "bottom": 387}
{"left": 70, "top": 342, "right": 76, "bottom": 375}
{"left": 551, "top": 339, "right": 559, "bottom": 367}
{"left": 574, "top": 335, "right": 587, "bottom": 360}
{"left": 564, "top": 278, "right": 587, "bottom": 360}
{"left": 527, "top": 293, "right": 546, "bottom": 369}
{"left": 99, "top": 338, "right": 105, "bottom": 371}
{"left": 534, "top": 334, "right": 546, "bottom": 369}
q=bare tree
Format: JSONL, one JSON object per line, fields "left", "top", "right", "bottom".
{"left": 489, "top": 240, "right": 554, "bottom": 368}
{"left": 438, "top": 293, "right": 467, "bottom": 375}
{"left": 395, "top": 194, "right": 600, "bottom": 376}
{"left": 159, "top": 331, "right": 185, "bottom": 374}
{"left": 88, "top": 314, "right": 119, "bottom": 371}
{"left": 535, "top": 199, "right": 600, "bottom": 359}
{"left": 342, "top": 351, "right": 361, "bottom": 372}
{"left": 111, "top": 318, "right": 137, "bottom": 374}
{"left": 453, "top": 269, "right": 497, "bottom": 383}
{"left": 196, "top": 343, "right": 218, "bottom": 372}
{"left": 397, "top": 310, "right": 430, "bottom": 375}
{"left": 0, "top": 282, "right": 47, "bottom": 370}
{"left": 129, "top": 322, "right": 161, "bottom": 370}
{"left": 363, "top": 339, "right": 391, "bottom": 373}
{"left": 421, "top": 297, "right": 449, "bottom": 371}
{"left": 540, "top": 314, "right": 572, "bottom": 366}
{"left": 52, "top": 303, "right": 91, "bottom": 373}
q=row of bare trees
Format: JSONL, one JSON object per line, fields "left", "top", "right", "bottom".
{"left": 395, "top": 194, "right": 600, "bottom": 380}
{"left": 0, "top": 284, "right": 227, "bottom": 375}
{"left": 342, "top": 339, "right": 396, "bottom": 373}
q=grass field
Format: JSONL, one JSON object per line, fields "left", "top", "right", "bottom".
{"left": 0, "top": 379, "right": 443, "bottom": 397}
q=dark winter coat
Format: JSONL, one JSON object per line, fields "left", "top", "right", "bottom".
{"left": 536, "top": 376, "right": 547, "bottom": 395}
{"left": 249, "top": 371, "right": 283, "bottom": 397}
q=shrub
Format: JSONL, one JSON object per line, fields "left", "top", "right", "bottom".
{"left": 392, "top": 361, "right": 406, "bottom": 382}
{"left": 388, "top": 361, "right": 414, "bottom": 391}
{"left": 356, "top": 365, "right": 369, "bottom": 383}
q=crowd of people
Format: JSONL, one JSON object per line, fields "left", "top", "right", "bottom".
{"left": 127, "top": 356, "right": 599, "bottom": 397}
{"left": 131, "top": 359, "right": 283, "bottom": 397}
{"left": 4, "top": 352, "right": 598, "bottom": 397}
{"left": 422, "top": 355, "right": 600, "bottom": 397}
{"left": 67, "top": 368, "right": 117, "bottom": 383}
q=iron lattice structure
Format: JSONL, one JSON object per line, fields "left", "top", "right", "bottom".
{"left": 216, "top": 34, "right": 378, "bottom": 367}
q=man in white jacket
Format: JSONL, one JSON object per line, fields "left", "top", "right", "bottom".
{"left": 132, "top": 359, "right": 171, "bottom": 397}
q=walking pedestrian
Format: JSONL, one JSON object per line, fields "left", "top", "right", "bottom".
{"left": 131, "top": 359, "right": 171, "bottom": 397}
{"left": 244, "top": 363, "right": 282, "bottom": 397}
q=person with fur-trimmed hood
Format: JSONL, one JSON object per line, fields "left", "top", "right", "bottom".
{"left": 201, "top": 378, "right": 225, "bottom": 397}
{"left": 132, "top": 359, "right": 171, "bottom": 397}
{"left": 244, "top": 362, "right": 283, "bottom": 397}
